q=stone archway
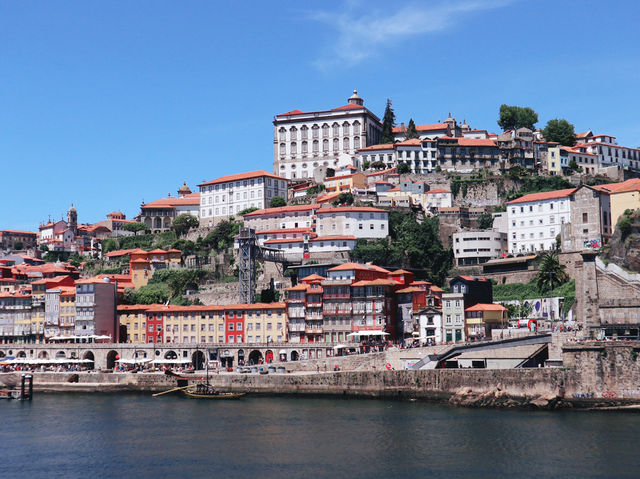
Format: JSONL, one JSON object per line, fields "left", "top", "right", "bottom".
{"left": 237, "top": 349, "right": 245, "bottom": 365}
{"left": 290, "top": 350, "right": 299, "bottom": 361}
{"left": 55, "top": 351, "right": 66, "bottom": 359}
{"left": 265, "top": 350, "right": 274, "bottom": 363}
{"left": 192, "top": 350, "right": 205, "bottom": 370}
{"left": 38, "top": 351, "right": 48, "bottom": 359}
{"left": 164, "top": 350, "right": 177, "bottom": 360}
{"left": 106, "top": 350, "right": 119, "bottom": 369}
{"left": 248, "top": 350, "right": 263, "bottom": 365}
{"left": 0, "top": 351, "right": 5, "bottom": 358}
{"left": 17, "top": 351, "right": 26, "bottom": 358}
{"left": 83, "top": 351, "right": 95, "bottom": 369}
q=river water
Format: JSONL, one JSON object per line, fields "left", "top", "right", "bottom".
{"left": 2, "top": 394, "right": 638, "bottom": 478}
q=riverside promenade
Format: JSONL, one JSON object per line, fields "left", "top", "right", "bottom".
{"left": 2, "top": 340, "right": 640, "bottom": 409}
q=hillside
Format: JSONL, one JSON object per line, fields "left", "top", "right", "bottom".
{"left": 601, "top": 209, "right": 640, "bottom": 272}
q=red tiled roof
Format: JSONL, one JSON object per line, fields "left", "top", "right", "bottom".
{"left": 316, "top": 206, "right": 387, "bottom": 214}
{"left": 390, "top": 269, "right": 411, "bottom": 275}
{"left": 465, "top": 303, "right": 507, "bottom": 312}
{"left": 148, "top": 248, "right": 167, "bottom": 254}
{"left": 0, "top": 229, "right": 37, "bottom": 235}
{"left": 104, "top": 249, "right": 137, "bottom": 258}
{"left": 256, "top": 228, "right": 313, "bottom": 235}
{"left": 331, "top": 104, "right": 365, "bottom": 111}
{"left": 328, "top": 262, "right": 374, "bottom": 272}
{"left": 458, "top": 275, "right": 488, "bottom": 282}
{"left": 351, "top": 278, "right": 397, "bottom": 287}
{"left": 430, "top": 286, "right": 444, "bottom": 292}
{"left": 300, "top": 274, "right": 326, "bottom": 282}
{"left": 392, "top": 123, "right": 448, "bottom": 133}
{"left": 591, "top": 178, "right": 640, "bottom": 194}
{"left": 438, "top": 136, "right": 497, "bottom": 147}
{"left": 506, "top": 188, "right": 577, "bottom": 205}
{"left": 395, "top": 286, "right": 424, "bottom": 293}
{"left": 395, "top": 138, "right": 422, "bottom": 146}
{"left": 358, "top": 143, "right": 396, "bottom": 152}
{"left": 243, "top": 204, "right": 319, "bottom": 217}
{"left": 141, "top": 193, "right": 200, "bottom": 209}
{"left": 426, "top": 189, "right": 451, "bottom": 194}
{"left": 366, "top": 167, "right": 397, "bottom": 177}
{"left": 264, "top": 238, "right": 303, "bottom": 245}
{"left": 198, "top": 170, "right": 287, "bottom": 187}
{"left": 277, "top": 109, "right": 305, "bottom": 117}
{"left": 410, "top": 280, "right": 432, "bottom": 286}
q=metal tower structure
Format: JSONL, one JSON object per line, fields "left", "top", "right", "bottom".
{"left": 237, "top": 227, "right": 293, "bottom": 304}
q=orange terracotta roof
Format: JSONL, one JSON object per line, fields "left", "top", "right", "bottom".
{"left": 429, "top": 286, "right": 444, "bottom": 292}
{"left": 243, "top": 204, "right": 319, "bottom": 217}
{"left": 366, "top": 167, "right": 397, "bottom": 177}
{"left": 457, "top": 275, "right": 488, "bottom": 282}
{"left": 465, "top": 303, "right": 507, "bottom": 312}
{"left": 438, "top": 136, "right": 497, "bottom": 147}
{"left": 264, "top": 238, "right": 303, "bottom": 245}
{"left": 141, "top": 193, "right": 200, "bottom": 209}
{"left": 0, "top": 229, "right": 37, "bottom": 235}
{"left": 328, "top": 262, "right": 374, "bottom": 272}
{"left": 198, "top": 170, "right": 287, "bottom": 187}
{"left": 365, "top": 264, "right": 391, "bottom": 274}
{"left": 276, "top": 109, "right": 305, "bottom": 117}
{"left": 395, "top": 286, "right": 424, "bottom": 293}
{"left": 130, "top": 258, "right": 150, "bottom": 264}
{"left": 300, "top": 274, "right": 326, "bottom": 282}
{"left": 351, "top": 278, "right": 397, "bottom": 287}
{"left": 426, "top": 189, "right": 451, "bottom": 194}
{"left": 390, "top": 269, "right": 411, "bottom": 275}
{"left": 506, "top": 188, "right": 576, "bottom": 205}
{"left": 256, "top": 228, "right": 313, "bottom": 235}
{"left": 166, "top": 248, "right": 182, "bottom": 253}
{"left": 591, "top": 178, "right": 640, "bottom": 194}
{"left": 331, "top": 104, "right": 365, "bottom": 111}
{"left": 392, "top": 123, "right": 448, "bottom": 133}
{"left": 395, "top": 138, "right": 422, "bottom": 146}
{"left": 358, "top": 143, "right": 396, "bottom": 152}
{"left": 316, "top": 206, "right": 387, "bottom": 214}
{"left": 285, "top": 284, "right": 308, "bottom": 291}
{"left": 410, "top": 280, "right": 432, "bottom": 286}
{"left": 148, "top": 248, "right": 167, "bottom": 254}
{"left": 104, "top": 249, "right": 137, "bottom": 258}
{"left": 317, "top": 192, "right": 341, "bottom": 203}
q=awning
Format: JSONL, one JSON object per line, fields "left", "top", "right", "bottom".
{"left": 116, "top": 358, "right": 152, "bottom": 364}
{"left": 347, "top": 331, "right": 390, "bottom": 338}
{"left": 151, "top": 359, "right": 191, "bottom": 364}
{"left": 333, "top": 344, "right": 349, "bottom": 350}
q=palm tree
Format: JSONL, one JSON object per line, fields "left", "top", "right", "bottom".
{"left": 536, "top": 252, "right": 568, "bottom": 294}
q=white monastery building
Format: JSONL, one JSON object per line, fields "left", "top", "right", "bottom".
{"left": 273, "top": 91, "right": 382, "bottom": 180}
{"left": 198, "top": 170, "right": 288, "bottom": 227}
{"left": 506, "top": 189, "right": 575, "bottom": 254}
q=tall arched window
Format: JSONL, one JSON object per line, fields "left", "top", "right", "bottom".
{"left": 353, "top": 121, "right": 360, "bottom": 135}
{"left": 291, "top": 142, "right": 297, "bottom": 155}
{"left": 300, "top": 125, "right": 308, "bottom": 139}
{"left": 322, "top": 124, "right": 329, "bottom": 138}
{"left": 312, "top": 125, "right": 319, "bottom": 139}
{"left": 279, "top": 143, "right": 286, "bottom": 155}
{"left": 323, "top": 139, "right": 329, "bottom": 152}
{"left": 301, "top": 141, "right": 308, "bottom": 155}
{"left": 290, "top": 127, "right": 297, "bottom": 141}
{"left": 332, "top": 123, "right": 340, "bottom": 136}
{"left": 333, "top": 138, "right": 339, "bottom": 151}
{"left": 354, "top": 136, "right": 360, "bottom": 149}
{"left": 342, "top": 122, "right": 350, "bottom": 136}
{"left": 343, "top": 137, "right": 350, "bottom": 150}
{"left": 313, "top": 140, "right": 319, "bottom": 153}
{"left": 279, "top": 128, "right": 286, "bottom": 141}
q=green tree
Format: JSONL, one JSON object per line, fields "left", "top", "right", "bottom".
{"left": 101, "top": 238, "right": 119, "bottom": 254}
{"left": 568, "top": 159, "right": 582, "bottom": 172}
{"left": 381, "top": 99, "right": 396, "bottom": 143}
{"left": 203, "top": 220, "right": 239, "bottom": 252}
{"left": 306, "top": 184, "right": 325, "bottom": 195}
{"left": 171, "top": 239, "right": 196, "bottom": 256}
{"left": 543, "top": 118, "right": 576, "bottom": 146}
{"left": 477, "top": 213, "right": 494, "bottom": 230}
{"left": 39, "top": 244, "right": 49, "bottom": 252}
{"left": 371, "top": 160, "right": 386, "bottom": 170}
{"left": 237, "top": 206, "right": 259, "bottom": 216}
{"left": 123, "top": 222, "right": 150, "bottom": 234}
{"left": 397, "top": 162, "right": 411, "bottom": 174}
{"left": 270, "top": 196, "right": 286, "bottom": 208}
{"left": 333, "top": 192, "right": 354, "bottom": 206}
{"left": 497, "top": 104, "right": 538, "bottom": 131}
{"left": 362, "top": 159, "right": 371, "bottom": 170}
{"left": 13, "top": 241, "right": 24, "bottom": 250}
{"left": 536, "top": 252, "right": 569, "bottom": 294}
{"left": 68, "top": 254, "right": 83, "bottom": 267}
{"left": 171, "top": 214, "right": 199, "bottom": 237}
{"left": 405, "top": 118, "right": 419, "bottom": 139}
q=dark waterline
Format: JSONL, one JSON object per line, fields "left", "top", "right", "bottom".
{"left": 2, "top": 394, "right": 638, "bottom": 479}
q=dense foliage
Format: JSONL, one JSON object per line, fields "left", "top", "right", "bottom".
{"left": 381, "top": 99, "right": 396, "bottom": 143}
{"left": 172, "top": 214, "right": 199, "bottom": 236}
{"left": 494, "top": 278, "right": 575, "bottom": 316}
{"left": 536, "top": 252, "right": 569, "bottom": 293}
{"left": 123, "top": 222, "right": 150, "bottom": 234}
{"left": 397, "top": 162, "right": 411, "bottom": 174}
{"left": 477, "top": 213, "right": 494, "bottom": 230}
{"left": 543, "top": 118, "right": 576, "bottom": 146}
{"left": 497, "top": 104, "right": 538, "bottom": 131}
{"left": 333, "top": 192, "right": 354, "bottom": 206}
{"left": 351, "top": 211, "right": 453, "bottom": 285}
{"left": 404, "top": 118, "right": 419, "bottom": 139}
{"left": 269, "top": 196, "right": 286, "bottom": 208}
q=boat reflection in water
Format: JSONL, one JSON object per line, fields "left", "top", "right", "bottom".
{"left": 183, "top": 383, "right": 246, "bottom": 400}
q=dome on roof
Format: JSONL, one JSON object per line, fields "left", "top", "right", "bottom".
{"left": 348, "top": 89, "right": 364, "bottom": 106}
{"left": 177, "top": 182, "right": 192, "bottom": 197}
{"left": 68, "top": 204, "right": 77, "bottom": 212}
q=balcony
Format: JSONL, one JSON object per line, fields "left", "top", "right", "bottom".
{"left": 306, "top": 302, "right": 322, "bottom": 308}
{"left": 323, "top": 294, "right": 350, "bottom": 299}
{"left": 288, "top": 324, "right": 305, "bottom": 332}
{"left": 305, "top": 314, "right": 323, "bottom": 321}
{"left": 305, "top": 328, "right": 323, "bottom": 334}
{"left": 323, "top": 309, "right": 351, "bottom": 315}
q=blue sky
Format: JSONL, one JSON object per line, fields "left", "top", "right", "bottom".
{"left": 2, "top": 0, "right": 639, "bottom": 230}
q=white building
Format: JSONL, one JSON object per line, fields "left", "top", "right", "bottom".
{"left": 242, "top": 204, "right": 319, "bottom": 232}
{"left": 441, "top": 292, "right": 465, "bottom": 343}
{"left": 506, "top": 189, "right": 575, "bottom": 254}
{"left": 358, "top": 139, "right": 439, "bottom": 174}
{"left": 575, "top": 134, "right": 640, "bottom": 172}
{"left": 273, "top": 91, "right": 382, "bottom": 180}
{"left": 198, "top": 170, "right": 288, "bottom": 227}
{"left": 315, "top": 207, "right": 388, "bottom": 239}
{"left": 452, "top": 230, "right": 508, "bottom": 266}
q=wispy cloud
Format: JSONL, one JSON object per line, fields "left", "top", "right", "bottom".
{"left": 310, "top": 0, "right": 512, "bottom": 70}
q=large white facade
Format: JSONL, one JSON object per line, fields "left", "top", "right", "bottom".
{"left": 198, "top": 170, "right": 288, "bottom": 227}
{"left": 315, "top": 207, "right": 388, "bottom": 240}
{"left": 507, "top": 189, "right": 574, "bottom": 253}
{"left": 273, "top": 91, "right": 382, "bottom": 180}
{"left": 453, "top": 230, "right": 508, "bottom": 266}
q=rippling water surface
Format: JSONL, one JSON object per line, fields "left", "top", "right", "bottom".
{"left": 2, "top": 394, "right": 639, "bottom": 478}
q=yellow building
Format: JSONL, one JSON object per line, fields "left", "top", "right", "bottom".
{"left": 594, "top": 178, "right": 640, "bottom": 242}
{"left": 130, "top": 258, "right": 152, "bottom": 289}
{"left": 324, "top": 172, "right": 366, "bottom": 194}
{"left": 546, "top": 143, "right": 563, "bottom": 175}
{"left": 59, "top": 286, "right": 76, "bottom": 337}
{"left": 465, "top": 303, "right": 508, "bottom": 341}
{"left": 117, "top": 305, "right": 149, "bottom": 343}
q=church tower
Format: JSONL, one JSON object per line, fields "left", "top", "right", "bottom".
{"left": 67, "top": 204, "right": 78, "bottom": 235}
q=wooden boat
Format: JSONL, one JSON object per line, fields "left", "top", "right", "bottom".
{"left": 182, "top": 383, "right": 246, "bottom": 400}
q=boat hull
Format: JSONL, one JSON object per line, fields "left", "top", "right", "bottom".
{"left": 183, "top": 391, "right": 246, "bottom": 399}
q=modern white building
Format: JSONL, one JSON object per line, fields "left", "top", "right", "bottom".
{"left": 242, "top": 204, "right": 319, "bottom": 232}
{"left": 506, "top": 189, "right": 575, "bottom": 254}
{"left": 452, "top": 230, "right": 508, "bottom": 266}
{"left": 358, "top": 139, "right": 439, "bottom": 174}
{"left": 198, "top": 170, "right": 288, "bottom": 227}
{"left": 273, "top": 91, "right": 382, "bottom": 180}
{"left": 315, "top": 207, "right": 388, "bottom": 239}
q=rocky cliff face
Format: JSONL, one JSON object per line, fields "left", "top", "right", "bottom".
{"left": 601, "top": 210, "right": 640, "bottom": 272}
